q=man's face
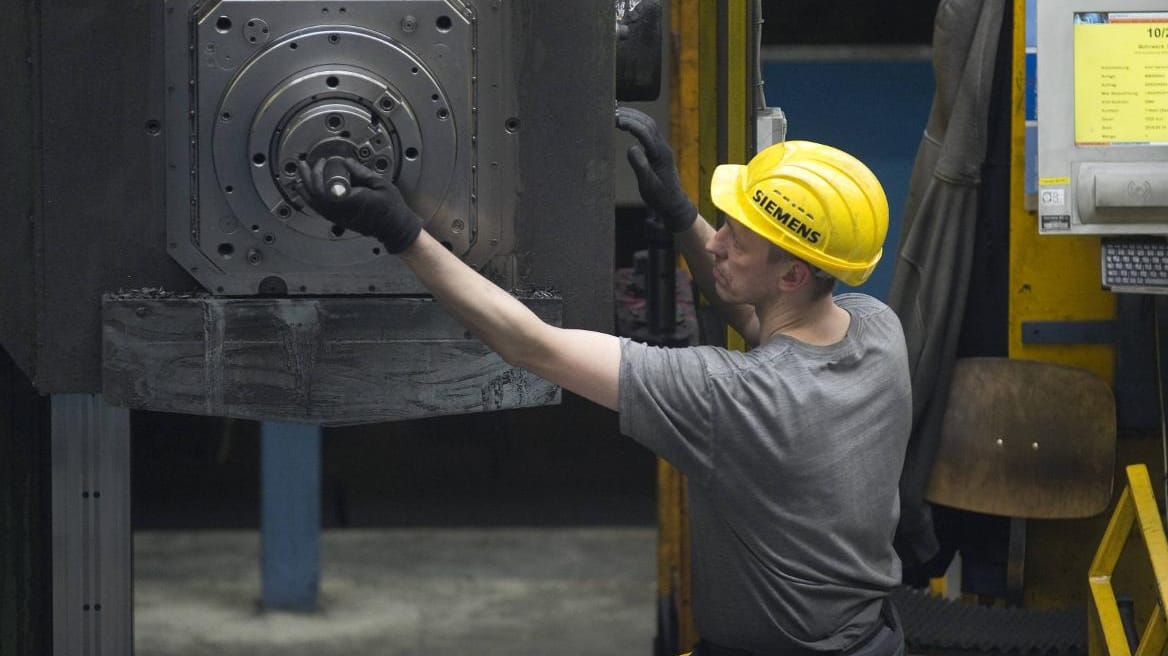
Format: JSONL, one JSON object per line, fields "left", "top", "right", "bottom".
{"left": 704, "top": 217, "right": 787, "bottom": 306}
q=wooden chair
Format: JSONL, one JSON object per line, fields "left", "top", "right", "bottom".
{"left": 925, "top": 357, "right": 1117, "bottom": 605}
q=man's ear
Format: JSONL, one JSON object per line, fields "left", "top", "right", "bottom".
{"left": 776, "top": 259, "right": 812, "bottom": 292}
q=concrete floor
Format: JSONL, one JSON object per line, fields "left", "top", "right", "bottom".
{"left": 134, "top": 527, "right": 657, "bottom": 656}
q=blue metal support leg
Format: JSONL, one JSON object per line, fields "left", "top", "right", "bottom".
{"left": 260, "top": 421, "right": 321, "bottom": 611}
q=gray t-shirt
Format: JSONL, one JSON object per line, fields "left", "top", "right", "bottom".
{"left": 618, "top": 293, "right": 911, "bottom": 653}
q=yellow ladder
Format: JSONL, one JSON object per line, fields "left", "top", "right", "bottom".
{"left": 1089, "top": 464, "right": 1168, "bottom": 656}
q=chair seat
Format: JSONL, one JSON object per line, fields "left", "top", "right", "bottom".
{"left": 925, "top": 357, "right": 1116, "bottom": 519}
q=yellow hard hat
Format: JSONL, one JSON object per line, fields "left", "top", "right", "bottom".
{"left": 709, "top": 140, "right": 888, "bottom": 287}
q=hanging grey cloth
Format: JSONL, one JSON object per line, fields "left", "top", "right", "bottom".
{"left": 887, "top": 0, "right": 1007, "bottom": 567}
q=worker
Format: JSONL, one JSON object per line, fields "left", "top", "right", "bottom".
{"left": 296, "top": 107, "right": 911, "bottom": 656}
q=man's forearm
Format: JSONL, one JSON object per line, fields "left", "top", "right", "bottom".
{"left": 399, "top": 231, "right": 546, "bottom": 366}
{"left": 397, "top": 231, "right": 621, "bottom": 410}
{"left": 674, "top": 216, "right": 759, "bottom": 343}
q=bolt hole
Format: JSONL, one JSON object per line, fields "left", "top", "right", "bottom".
{"left": 218, "top": 243, "right": 235, "bottom": 258}
{"left": 404, "top": 147, "right": 419, "bottom": 160}
{"left": 215, "top": 15, "right": 232, "bottom": 32}
{"left": 289, "top": 42, "right": 298, "bottom": 49}
{"left": 252, "top": 153, "right": 266, "bottom": 165}
{"left": 277, "top": 207, "right": 291, "bottom": 219}
{"left": 431, "top": 93, "right": 439, "bottom": 102}
{"left": 411, "top": 67, "right": 419, "bottom": 75}
{"left": 372, "top": 247, "right": 382, "bottom": 255}
{"left": 251, "top": 224, "right": 260, "bottom": 232}
{"left": 325, "top": 75, "right": 339, "bottom": 88}
{"left": 145, "top": 119, "right": 162, "bottom": 135}
{"left": 326, "top": 114, "right": 343, "bottom": 129}
{"left": 340, "top": 130, "right": 351, "bottom": 138}
{"left": 248, "top": 36, "right": 256, "bottom": 43}
{"left": 436, "top": 15, "right": 452, "bottom": 31}
{"left": 340, "top": 6, "right": 347, "bottom": 13}
{"left": 331, "top": 224, "right": 346, "bottom": 237}
{"left": 328, "top": 34, "right": 340, "bottom": 44}
{"left": 220, "top": 111, "right": 231, "bottom": 121}
{"left": 263, "top": 234, "right": 275, "bottom": 244}
{"left": 225, "top": 185, "right": 234, "bottom": 193}
{"left": 283, "top": 161, "right": 298, "bottom": 174}
{"left": 505, "top": 117, "right": 521, "bottom": 133}
{"left": 373, "top": 157, "right": 389, "bottom": 171}
{"left": 247, "top": 20, "right": 255, "bottom": 27}
{"left": 437, "top": 107, "right": 449, "bottom": 120}
{"left": 379, "top": 97, "right": 395, "bottom": 111}
{"left": 321, "top": 6, "right": 329, "bottom": 13}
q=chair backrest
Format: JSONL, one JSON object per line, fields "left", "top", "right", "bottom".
{"left": 925, "top": 357, "right": 1116, "bottom": 519}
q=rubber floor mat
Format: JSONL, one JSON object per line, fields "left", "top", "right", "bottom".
{"left": 890, "top": 586, "right": 1086, "bottom": 655}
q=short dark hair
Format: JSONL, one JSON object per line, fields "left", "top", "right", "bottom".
{"left": 767, "top": 244, "right": 837, "bottom": 298}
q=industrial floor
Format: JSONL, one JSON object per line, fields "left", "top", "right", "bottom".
{"left": 130, "top": 397, "right": 660, "bottom": 655}
{"left": 133, "top": 527, "right": 657, "bottom": 656}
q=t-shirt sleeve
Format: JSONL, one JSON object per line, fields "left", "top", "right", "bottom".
{"left": 618, "top": 338, "right": 715, "bottom": 480}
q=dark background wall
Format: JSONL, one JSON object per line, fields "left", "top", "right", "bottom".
{"left": 133, "top": 399, "right": 656, "bottom": 530}
{"left": 0, "top": 350, "right": 51, "bottom": 656}
{"left": 761, "top": 0, "right": 941, "bottom": 45}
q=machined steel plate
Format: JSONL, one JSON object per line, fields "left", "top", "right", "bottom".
{"left": 165, "top": 0, "right": 518, "bottom": 295}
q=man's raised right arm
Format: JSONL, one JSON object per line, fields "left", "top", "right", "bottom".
{"left": 615, "top": 107, "right": 759, "bottom": 345}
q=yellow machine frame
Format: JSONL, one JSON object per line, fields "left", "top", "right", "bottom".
{"left": 658, "top": 1, "right": 754, "bottom": 650}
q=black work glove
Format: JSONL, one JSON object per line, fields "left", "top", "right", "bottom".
{"left": 296, "top": 157, "right": 424, "bottom": 254}
{"left": 615, "top": 106, "right": 698, "bottom": 233}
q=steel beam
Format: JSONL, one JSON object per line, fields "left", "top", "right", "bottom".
{"left": 51, "top": 394, "right": 132, "bottom": 655}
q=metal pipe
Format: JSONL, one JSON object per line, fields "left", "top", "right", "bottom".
{"left": 753, "top": 0, "right": 766, "bottom": 113}
{"left": 646, "top": 213, "right": 676, "bottom": 337}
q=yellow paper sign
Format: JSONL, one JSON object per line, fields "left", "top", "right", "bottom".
{"left": 1074, "top": 12, "right": 1168, "bottom": 145}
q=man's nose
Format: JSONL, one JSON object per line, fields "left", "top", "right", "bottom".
{"left": 705, "top": 225, "right": 727, "bottom": 255}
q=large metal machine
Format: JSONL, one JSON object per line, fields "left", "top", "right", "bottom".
{"left": 1, "top": 0, "right": 625, "bottom": 424}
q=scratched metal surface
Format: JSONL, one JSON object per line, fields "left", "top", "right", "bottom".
{"left": 102, "top": 295, "right": 563, "bottom": 425}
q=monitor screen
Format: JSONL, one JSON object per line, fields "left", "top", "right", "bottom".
{"left": 1074, "top": 11, "right": 1168, "bottom": 146}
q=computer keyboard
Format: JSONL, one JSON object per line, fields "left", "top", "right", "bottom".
{"left": 1101, "top": 237, "right": 1168, "bottom": 294}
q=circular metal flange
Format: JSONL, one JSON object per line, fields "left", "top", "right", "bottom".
{"left": 271, "top": 99, "right": 400, "bottom": 207}
{"left": 212, "top": 27, "right": 460, "bottom": 267}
